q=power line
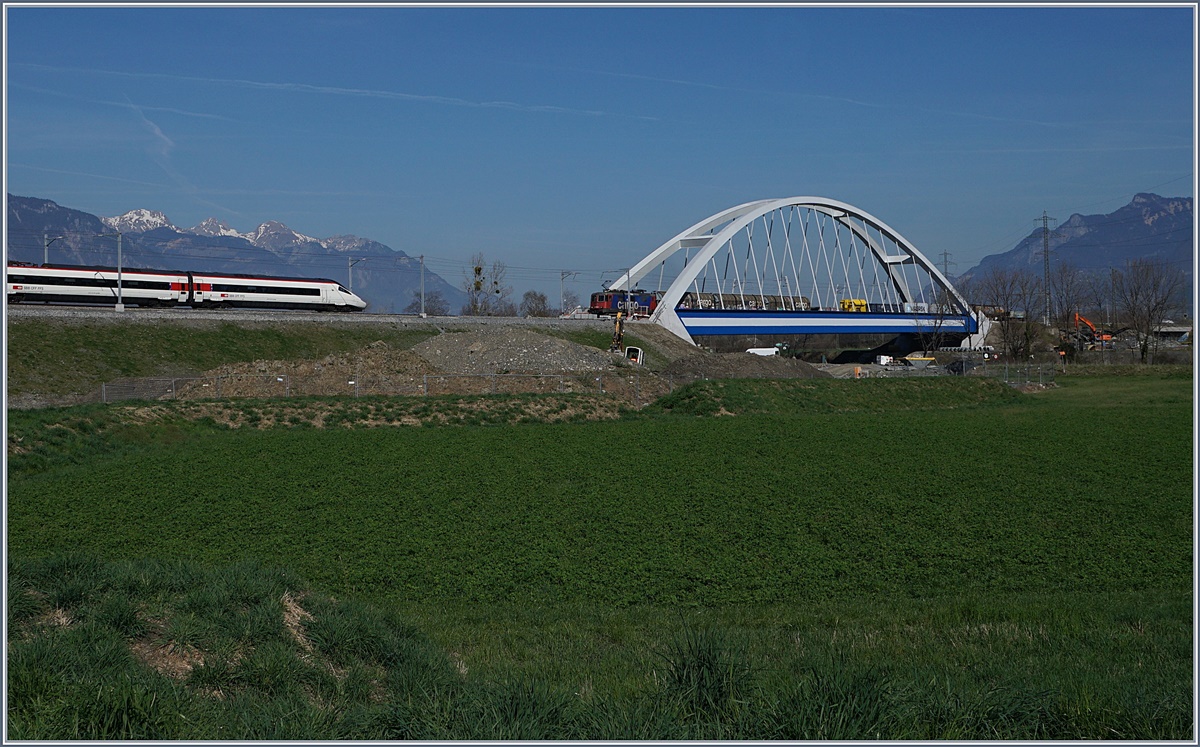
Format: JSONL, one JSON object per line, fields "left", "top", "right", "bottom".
{"left": 1038, "top": 211, "right": 1060, "bottom": 325}
{"left": 956, "top": 176, "right": 1193, "bottom": 258}
{"left": 1052, "top": 174, "right": 1194, "bottom": 216}
{"left": 937, "top": 251, "right": 956, "bottom": 277}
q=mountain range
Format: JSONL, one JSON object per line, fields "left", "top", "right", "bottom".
{"left": 956, "top": 193, "right": 1193, "bottom": 313}
{"left": 5, "top": 192, "right": 1192, "bottom": 317}
{"left": 4, "top": 195, "right": 467, "bottom": 314}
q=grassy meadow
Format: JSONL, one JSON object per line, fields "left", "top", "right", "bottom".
{"left": 5, "top": 370, "right": 1194, "bottom": 739}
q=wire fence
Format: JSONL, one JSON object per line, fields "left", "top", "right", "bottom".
{"left": 969, "top": 364, "right": 1058, "bottom": 387}
{"left": 872, "top": 363, "right": 1057, "bottom": 385}
{"left": 839, "top": 360, "right": 1056, "bottom": 385}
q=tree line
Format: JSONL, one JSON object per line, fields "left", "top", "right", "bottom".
{"left": 403, "top": 252, "right": 580, "bottom": 318}
{"left": 965, "top": 258, "right": 1187, "bottom": 363}
{"left": 397, "top": 250, "right": 1186, "bottom": 365}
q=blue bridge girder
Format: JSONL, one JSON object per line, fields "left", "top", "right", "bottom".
{"left": 674, "top": 309, "right": 979, "bottom": 338}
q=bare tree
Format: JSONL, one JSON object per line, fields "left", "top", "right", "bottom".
{"left": 1049, "top": 261, "right": 1087, "bottom": 329}
{"left": 1080, "top": 269, "right": 1116, "bottom": 326}
{"left": 403, "top": 290, "right": 449, "bottom": 316}
{"left": 1112, "top": 258, "right": 1185, "bottom": 363}
{"left": 1014, "top": 269, "right": 1045, "bottom": 358}
{"left": 559, "top": 288, "right": 581, "bottom": 315}
{"left": 519, "top": 290, "right": 552, "bottom": 317}
{"left": 975, "top": 267, "right": 1044, "bottom": 359}
{"left": 461, "top": 253, "right": 513, "bottom": 316}
{"left": 912, "top": 285, "right": 958, "bottom": 354}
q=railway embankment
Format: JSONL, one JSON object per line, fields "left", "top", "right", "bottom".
{"left": 4, "top": 306, "right": 822, "bottom": 409}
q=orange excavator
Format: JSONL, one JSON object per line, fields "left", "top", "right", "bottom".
{"left": 1073, "top": 313, "right": 1113, "bottom": 350}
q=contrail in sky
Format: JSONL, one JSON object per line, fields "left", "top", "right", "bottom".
{"left": 18, "top": 63, "right": 658, "bottom": 121}
{"left": 125, "top": 95, "right": 175, "bottom": 161}
{"left": 122, "top": 95, "right": 241, "bottom": 217}
{"left": 8, "top": 164, "right": 169, "bottom": 188}
{"left": 508, "top": 61, "right": 1071, "bottom": 129}
{"left": 14, "top": 84, "right": 241, "bottom": 121}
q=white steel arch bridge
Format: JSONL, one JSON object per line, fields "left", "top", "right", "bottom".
{"left": 601, "top": 197, "right": 988, "bottom": 348}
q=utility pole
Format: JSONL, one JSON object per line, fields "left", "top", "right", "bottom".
{"left": 96, "top": 232, "right": 125, "bottom": 311}
{"left": 937, "top": 251, "right": 956, "bottom": 278}
{"left": 419, "top": 255, "right": 426, "bottom": 316}
{"left": 1108, "top": 267, "right": 1115, "bottom": 329}
{"left": 1038, "top": 211, "right": 1056, "bottom": 326}
{"left": 623, "top": 268, "right": 631, "bottom": 314}
{"left": 43, "top": 233, "right": 65, "bottom": 265}
{"left": 560, "top": 270, "right": 578, "bottom": 315}
{"left": 116, "top": 232, "right": 123, "bottom": 311}
{"left": 347, "top": 257, "right": 365, "bottom": 292}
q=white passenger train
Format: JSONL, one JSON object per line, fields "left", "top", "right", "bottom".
{"left": 5, "top": 263, "right": 367, "bottom": 312}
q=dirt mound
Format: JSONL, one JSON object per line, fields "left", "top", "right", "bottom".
{"left": 178, "top": 341, "right": 440, "bottom": 399}
{"left": 661, "top": 352, "right": 831, "bottom": 381}
{"left": 412, "top": 328, "right": 619, "bottom": 375}
{"left": 92, "top": 328, "right": 832, "bottom": 408}
{"left": 622, "top": 321, "right": 712, "bottom": 363}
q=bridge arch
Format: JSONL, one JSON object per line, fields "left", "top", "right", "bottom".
{"left": 607, "top": 197, "right": 982, "bottom": 345}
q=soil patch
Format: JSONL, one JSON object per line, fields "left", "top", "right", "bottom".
{"left": 411, "top": 328, "right": 619, "bottom": 375}
{"left": 175, "top": 341, "right": 439, "bottom": 399}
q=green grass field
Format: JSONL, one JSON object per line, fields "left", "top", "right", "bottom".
{"left": 6, "top": 372, "right": 1194, "bottom": 739}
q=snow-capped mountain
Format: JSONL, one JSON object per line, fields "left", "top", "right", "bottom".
{"left": 189, "top": 218, "right": 244, "bottom": 239}
{"left": 105, "top": 208, "right": 365, "bottom": 255}
{"left": 7, "top": 194, "right": 469, "bottom": 313}
{"left": 101, "top": 209, "right": 177, "bottom": 234}
{"left": 245, "top": 220, "right": 321, "bottom": 251}
{"left": 110, "top": 210, "right": 319, "bottom": 251}
{"left": 322, "top": 234, "right": 395, "bottom": 255}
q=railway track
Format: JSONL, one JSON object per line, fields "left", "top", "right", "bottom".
{"left": 4, "top": 302, "right": 616, "bottom": 331}
{"left": 7, "top": 304, "right": 399, "bottom": 324}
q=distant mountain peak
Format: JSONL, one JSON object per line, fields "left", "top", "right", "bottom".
{"left": 322, "top": 234, "right": 408, "bottom": 257}
{"left": 958, "top": 192, "right": 1193, "bottom": 292}
{"left": 190, "top": 217, "right": 244, "bottom": 239}
{"left": 103, "top": 209, "right": 176, "bottom": 233}
{"left": 1132, "top": 192, "right": 1167, "bottom": 204}
{"left": 1136, "top": 194, "right": 1191, "bottom": 225}
{"left": 7, "top": 193, "right": 466, "bottom": 313}
{"left": 248, "top": 220, "right": 320, "bottom": 248}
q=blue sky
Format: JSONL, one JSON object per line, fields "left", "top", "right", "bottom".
{"left": 4, "top": 4, "right": 1195, "bottom": 299}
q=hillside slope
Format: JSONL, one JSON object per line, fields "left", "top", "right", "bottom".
{"left": 957, "top": 193, "right": 1193, "bottom": 310}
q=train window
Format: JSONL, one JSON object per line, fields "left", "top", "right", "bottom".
{"left": 9, "top": 274, "right": 173, "bottom": 290}
{"left": 122, "top": 280, "right": 171, "bottom": 290}
{"left": 211, "top": 283, "right": 321, "bottom": 296}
